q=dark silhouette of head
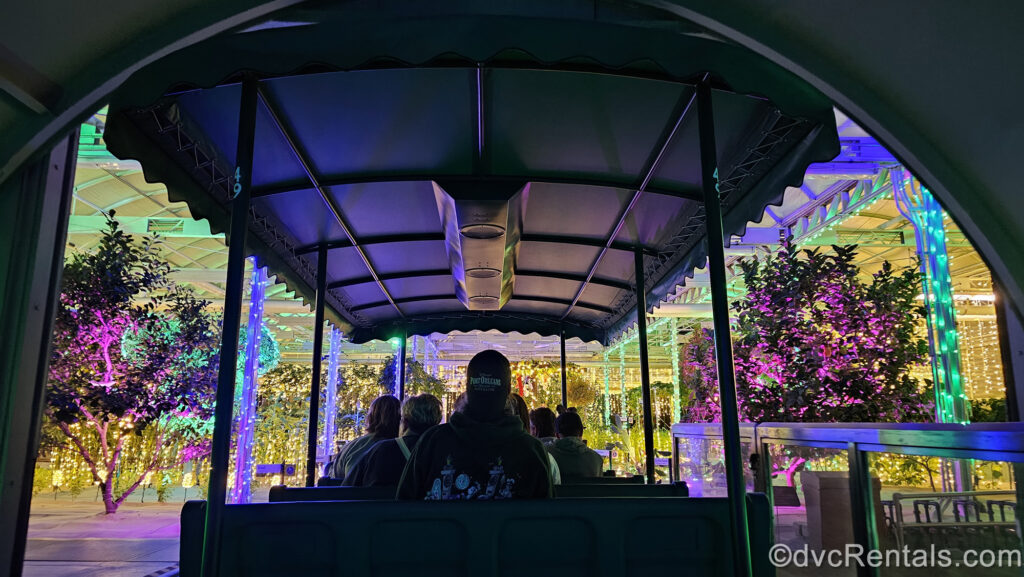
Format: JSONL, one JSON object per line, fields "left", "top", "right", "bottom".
{"left": 509, "top": 393, "right": 530, "bottom": 431}
{"left": 555, "top": 411, "right": 585, "bottom": 438}
{"left": 530, "top": 407, "right": 557, "bottom": 438}
{"left": 366, "top": 394, "right": 401, "bottom": 438}
{"left": 464, "top": 350, "right": 512, "bottom": 422}
{"left": 401, "top": 394, "right": 443, "bottom": 435}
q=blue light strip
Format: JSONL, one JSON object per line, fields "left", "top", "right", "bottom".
{"left": 320, "top": 327, "right": 341, "bottom": 462}
{"left": 229, "top": 259, "right": 267, "bottom": 504}
{"left": 602, "top": 351, "right": 610, "bottom": 426}
{"left": 392, "top": 338, "right": 401, "bottom": 395}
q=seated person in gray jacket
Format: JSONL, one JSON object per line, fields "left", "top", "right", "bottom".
{"left": 546, "top": 411, "right": 603, "bottom": 479}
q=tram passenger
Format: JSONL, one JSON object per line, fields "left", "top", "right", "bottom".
{"left": 509, "top": 393, "right": 530, "bottom": 430}
{"left": 397, "top": 350, "right": 551, "bottom": 499}
{"left": 546, "top": 411, "right": 603, "bottom": 479}
{"left": 343, "top": 394, "right": 442, "bottom": 487}
{"left": 328, "top": 395, "right": 400, "bottom": 479}
{"left": 450, "top": 392, "right": 468, "bottom": 415}
{"left": 510, "top": 394, "right": 561, "bottom": 485}
{"left": 529, "top": 407, "right": 557, "bottom": 445}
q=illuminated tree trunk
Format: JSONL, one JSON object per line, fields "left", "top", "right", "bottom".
{"left": 54, "top": 411, "right": 172, "bottom": 514}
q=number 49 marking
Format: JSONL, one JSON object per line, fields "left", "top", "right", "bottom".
{"left": 233, "top": 167, "right": 243, "bottom": 196}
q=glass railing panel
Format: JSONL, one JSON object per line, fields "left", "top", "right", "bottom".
{"left": 765, "top": 443, "right": 858, "bottom": 576}
{"left": 673, "top": 433, "right": 754, "bottom": 497}
{"left": 867, "top": 452, "right": 1022, "bottom": 577}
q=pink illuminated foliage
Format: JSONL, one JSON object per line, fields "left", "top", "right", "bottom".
{"left": 47, "top": 215, "right": 219, "bottom": 513}
{"left": 685, "top": 240, "right": 932, "bottom": 424}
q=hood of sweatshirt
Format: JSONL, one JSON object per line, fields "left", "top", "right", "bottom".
{"left": 551, "top": 437, "right": 591, "bottom": 455}
{"left": 448, "top": 411, "right": 527, "bottom": 449}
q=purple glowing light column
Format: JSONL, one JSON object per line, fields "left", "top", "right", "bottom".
{"left": 228, "top": 260, "right": 267, "bottom": 504}
{"left": 319, "top": 327, "right": 341, "bottom": 463}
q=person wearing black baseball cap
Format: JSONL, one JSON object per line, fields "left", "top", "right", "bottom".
{"left": 397, "top": 350, "right": 552, "bottom": 499}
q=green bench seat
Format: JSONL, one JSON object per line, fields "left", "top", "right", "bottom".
{"left": 268, "top": 482, "right": 689, "bottom": 502}
{"left": 181, "top": 494, "right": 773, "bottom": 577}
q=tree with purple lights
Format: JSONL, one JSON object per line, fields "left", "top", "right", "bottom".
{"left": 47, "top": 216, "right": 219, "bottom": 514}
{"left": 686, "top": 241, "right": 932, "bottom": 423}
{"left": 680, "top": 327, "right": 719, "bottom": 422}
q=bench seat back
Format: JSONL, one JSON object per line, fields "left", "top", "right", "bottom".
{"left": 182, "top": 495, "right": 773, "bottom": 577}
{"left": 268, "top": 482, "right": 689, "bottom": 502}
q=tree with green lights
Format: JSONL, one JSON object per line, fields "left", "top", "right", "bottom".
{"left": 47, "top": 216, "right": 220, "bottom": 514}
{"left": 338, "top": 363, "right": 388, "bottom": 437}
{"left": 378, "top": 354, "right": 446, "bottom": 398}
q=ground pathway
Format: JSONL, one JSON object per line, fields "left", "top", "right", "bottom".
{"left": 23, "top": 499, "right": 181, "bottom": 577}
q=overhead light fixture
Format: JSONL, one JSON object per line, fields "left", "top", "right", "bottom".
{"left": 468, "top": 295, "right": 500, "bottom": 309}
{"left": 459, "top": 223, "right": 505, "bottom": 240}
{"left": 466, "top": 267, "right": 501, "bottom": 279}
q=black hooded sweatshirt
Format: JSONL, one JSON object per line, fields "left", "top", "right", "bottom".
{"left": 396, "top": 412, "right": 552, "bottom": 500}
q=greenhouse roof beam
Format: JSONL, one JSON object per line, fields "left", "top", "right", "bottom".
{"left": 561, "top": 88, "right": 699, "bottom": 321}
{"left": 256, "top": 85, "right": 403, "bottom": 318}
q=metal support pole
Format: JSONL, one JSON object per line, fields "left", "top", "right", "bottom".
{"left": 560, "top": 329, "right": 568, "bottom": 408}
{"left": 634, "top": 248, "right": 656, "bottom": 485}
{"left": 848, "top": 443, "right": 880, "bottom": 577}
{"left": 670, "top": 433, "right": 679, "bottom": 484}
{"left": 669, "top": 317, "right": 681, "bottom": 422}
{"left": 320, "top": 328, "right": 341, "bottom": 462}
{"left": 993, "top": 281, "right": 1021, "bottom": 421}
{"left": 0, "top": 130, "right": 76, "bottom": 577}
{"left": 619, "top": 346, "right": 626, "bottom": 420}
{"left": 304, "top": 245, "right": 328, "bottom": 487}
{"left": 202, "top": 75, "right": 258, "bottom": 577}
{"left": 398, "top": 331, "right": 407, "bottom": 400}
{"left": 697, "top": 77, "right": 751, "bottom": 576}
{"left": 602, "top": 352, "right": 611, "bottom": 426}
{"left": 893, "top": 170, "right": 967, "bottom": 424}
{"left": 229, "top": 261, "right": 267, "bottom": 504}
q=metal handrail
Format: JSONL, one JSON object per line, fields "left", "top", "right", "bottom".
{"left": 889, "top": 490, "right": 1018, "bottom": 549}
{"left": 670, "top": 421, "right": 1024, "bottom": 577}
{"left": 672, "top": 422, "right": 1024, "bottom": 462}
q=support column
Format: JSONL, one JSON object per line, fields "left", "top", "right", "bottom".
{"left": 305, "top": 245, "right": 328, "bottom": 487}
{"left": 398, "top": 331, "right": 407, "bottom": 400}
{"left": 319, "top": 328, "right": 342, "bottom": 463}
{"left": 560, "top": 329, "right": 568, "bottom": 408}
{"left": 229, "top": 260, "right": 267, "bottom": 504}
{"left": 619, "top": 345, "right": 626, "bottom": 421}
{"left": 698, "top": 77, "right": 751, "bottom": 576}
{"left": 634, "top": 248, "right": 656, "bottom": 484}
{"left": 669, "top": 317, "right": 681, "bottom": 422}
{"left": 994, "top": 281, "right": 1024, "bottom": 421}
{"left": 894, "top": 170, "right": 970, "bottom": 492}
{"left": 0, "top": 131, "right": 76, "bottom": 577}
{"left": 202, "top": 75, "right": 258, "bottom": 577}
{"left": 602, "top": 352, "right": 611, "bottom": 426}
{"left": 894, "top": 170, "right": 968, "bottom": 425}
{"left": 848, "top": 442, "right": 881, "bottom": 577}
